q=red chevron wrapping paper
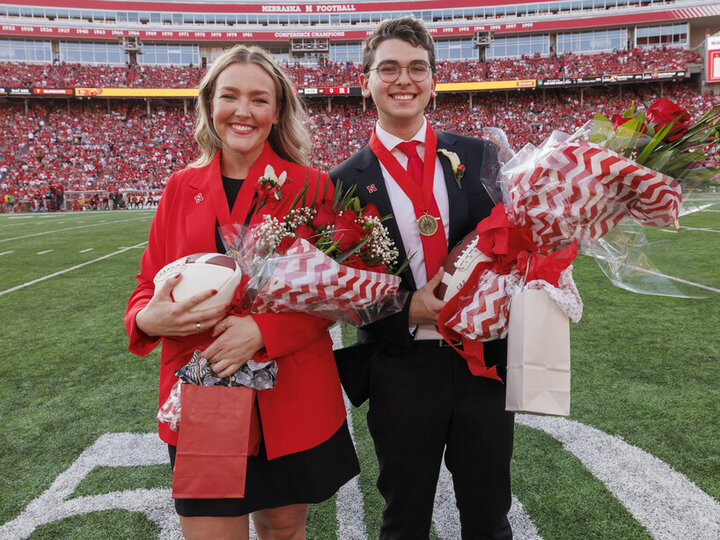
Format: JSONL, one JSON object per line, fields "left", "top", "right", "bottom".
{"left": 444, "top": 269, "right": 521, "bottom": 342}
{"left": 251, "top": 239, "right": 403, "bottom": 326}
{"left": 505, "top": 141, "right": 682, "bottom": 252}
{"left": 441, "top": 140, "right": 681, "bottom": 347}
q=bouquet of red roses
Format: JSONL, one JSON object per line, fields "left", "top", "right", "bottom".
{"left": 437, "top": 98, "right": 720, "bottom": 415}
{"left": 158, "top": 168, "right": 409, "bottom": 432}
{"left": 442, "top": 97, "right": 720, "bottom": 344}
{"left": 224, "top": 169, "right": 409, "bottom": 327}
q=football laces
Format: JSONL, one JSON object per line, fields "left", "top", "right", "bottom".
{"left": 454, "top": 235, "right": 480, "bottom": 271}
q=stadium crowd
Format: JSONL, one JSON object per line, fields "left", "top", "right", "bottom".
{"left": 0, "top": 46, "right": 701, "bottom": 89}
{"left": 1, "top": 80, "right": 718, "bottom": 211}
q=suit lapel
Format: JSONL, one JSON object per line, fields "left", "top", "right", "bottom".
{"left": 184, "top": 154, "right": 220, "bottom": 253}
{"left": 436, "top": 132, "right": 469, "bottom": 248}
{"left": 345, "top": 146, "right": 416, "bottom": 290}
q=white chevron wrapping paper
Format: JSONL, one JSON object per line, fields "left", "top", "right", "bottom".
{"left": 505, "top": 140, "right": 682, "bottom": 251}
{"left": 251, "top": 239, "right": 403, "bottom": 326}
{"left": 445, "top": 140, "right": 681, "bottom": 343}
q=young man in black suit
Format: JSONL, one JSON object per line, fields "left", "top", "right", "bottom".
{"left": 331, "top": 16, "right": 515, "bottom": 540}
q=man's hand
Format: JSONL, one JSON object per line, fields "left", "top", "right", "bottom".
{"left": 408, "top": 268, "right": 447, "bottom": 326}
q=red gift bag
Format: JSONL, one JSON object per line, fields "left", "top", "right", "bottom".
{"left": 172, "top": 383, "right": 261, "bottom": 499}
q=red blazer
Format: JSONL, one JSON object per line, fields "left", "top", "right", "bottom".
{"left": 125, "top": 143, "right": 346, "bottom": 460}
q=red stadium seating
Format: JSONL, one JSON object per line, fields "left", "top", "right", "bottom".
{"left": 0, "top": 47, "right": 701, "bottom": 89}
{"left": 1, "top": 79, "right": 717, "bottom": 209}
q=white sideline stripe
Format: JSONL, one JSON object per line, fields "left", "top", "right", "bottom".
{"left": 0, "top": 216, "right": 150, "bottom": 243}
{"left": 331, "top": 324, "right": 369, "bottom": 540}
{"left": 36, "top": 250, "right": 54, "bottom": 255}
{"left": 79, "top": 248, "right": 94, "bottom": 253}
{"left": 518, "top": 415, "right": 720, "bottom": 540}
{"left": 0, "top": 250, "right": 13, "bottom": 256}
{"left": 659, "top": 229, "right": 678, "bottom": 234}
{"left": 679, "top": 226, "right": 720, "bottom": 233}
{"left": 0, "top": 242, "right": 147, "bottom": 297}
{"left": 630, "top": 266, "right": 720, "bottom": 294}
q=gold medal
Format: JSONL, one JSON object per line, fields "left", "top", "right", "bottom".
{"left": 416, "top": 213, "right": 439, "bottom": 237}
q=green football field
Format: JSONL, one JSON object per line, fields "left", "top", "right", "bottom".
{"left": 0, "top": 201, "right": 718, "bottom": 539}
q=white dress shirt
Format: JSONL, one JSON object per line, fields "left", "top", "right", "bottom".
{"left": 374, "top": 119, "right": 448, "bottom": 340}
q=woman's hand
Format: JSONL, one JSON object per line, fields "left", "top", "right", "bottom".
{"left": 135, "top": 274, "right": 228, "bottom": 337}
{"left": 200, "top": 315, "right": 265, "bottom": 378}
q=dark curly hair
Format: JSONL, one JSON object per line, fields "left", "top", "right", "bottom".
{"left": 362, "top": 16, "right": 436, "bottom": 75}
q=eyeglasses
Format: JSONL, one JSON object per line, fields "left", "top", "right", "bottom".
{"left": 367, "top": 62, "right": 432, "bottom": 83}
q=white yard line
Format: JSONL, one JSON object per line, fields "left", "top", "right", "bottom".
{"left": 79, "top": 248, "right": 94, "bottom": 253}
{"left": 331, "top": 324, "right": 369, "bottom": 539}
{"left": 36, "top": 250, "right": 54, "bottom": 255}
{"left": 0, "top": 242, "right": 147, "bottom": 297}
{"left": 0, "top": 251, "right": 13, "bottom": 256}
{"left": 519, "top": 415, "right": 720, "bottom": 540}
{"left": 0, "top": 217, "right": 150, "bottom": 243}
{"left": 630, "top": 266, "right": 720, "bottom": 294}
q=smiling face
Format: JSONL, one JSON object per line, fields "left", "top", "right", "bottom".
{"left": 361, "top": 38, "right": 437, "bottom": 140}
{"left": 211, "top": 62, "right": 279, "bottom": 177}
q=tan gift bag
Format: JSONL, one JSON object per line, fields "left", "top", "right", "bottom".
{"left": 505, "top": 288, "right": 571, "bottom": 416}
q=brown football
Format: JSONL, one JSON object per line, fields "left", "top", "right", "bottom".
{"left": 436, "top": 231, "right": 492, "bottom": 301}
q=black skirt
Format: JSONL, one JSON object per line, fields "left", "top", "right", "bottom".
{"left": 168, "top": 420, "right": 360, "bottom": 516}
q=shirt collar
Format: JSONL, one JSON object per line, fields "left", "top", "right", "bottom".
{"left": 375, "top": 118, "right": 427, "bottom": 152}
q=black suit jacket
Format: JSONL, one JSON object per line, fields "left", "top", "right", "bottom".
{"left": 330, "top": 132, "right": 506, "bottom": 405}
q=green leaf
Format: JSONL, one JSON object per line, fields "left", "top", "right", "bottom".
{"left": 590, "top": 113, "right": 614, "bottom": 145}
{"left": 643, "top": 150, "right": 674, "bottom": 174}
{"left": 336, "top": 236, "right": 372, "bottom": 263}
{"left": 677, "top": 166, "right": 718, "bottom": 183}
{"left": 636, "top": 118, "right": 679, "bottom": 165}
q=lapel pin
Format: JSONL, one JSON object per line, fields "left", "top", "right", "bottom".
{"left": 194, "top": 193, "right": 204, "bottom": 204}
{"left": 367, "top": 184, "right": 377, "bottom": 194}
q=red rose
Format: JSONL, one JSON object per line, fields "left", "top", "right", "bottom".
{"left": 364, "top": 260, "right": 388, "bottom": 273}
{"left": 343, "top": 254, "right": 367, "bottom": 270}
{"left": 294, "top": 223, "right": 316, "bottom": 243}
{"left": 611, "top": 114, "right": 630, "bottom": 129}
{"left": 277, "top": 235, "right": 295, "bottom": 253}
{"left": 333, "top": 211, "right": 365, "bottom": 251}
{"left": 312, "top": 202, "right": 336, "bottom": 228}
{"left": 646, "top": 98, "right": 691, "bottom": 142}
{"left": 361, "top": 203, "right": 381, "bottom": 220}
{"left": 611, "top": 113, "right": 647, "bottom": 135}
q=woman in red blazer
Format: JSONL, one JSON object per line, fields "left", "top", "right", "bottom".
{"left": 125, "top": 44, "right": 358, "bottom": 539}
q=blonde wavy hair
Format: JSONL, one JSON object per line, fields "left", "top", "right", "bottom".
{"left": 191, "top": 44, "right": 310, "bottom": 168}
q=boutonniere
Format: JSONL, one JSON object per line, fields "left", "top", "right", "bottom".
{"left": 255, "top": 164, "right": 288, "bottom": 212}
{"left": 437, "top": 149, "right": 465, "bottom": 189}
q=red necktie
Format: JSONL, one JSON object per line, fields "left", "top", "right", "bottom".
{"left": 396, "top": 141, "right": 424, "bottom": 187}
{"left": 395, "top": 140, "right": 446, "bottom": 280}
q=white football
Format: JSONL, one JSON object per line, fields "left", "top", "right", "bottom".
{"left": 153, "top": 253, "right": 242, "bottom": 312}
{"left": 436, "top": 232, "right": 492, "bottom": 301}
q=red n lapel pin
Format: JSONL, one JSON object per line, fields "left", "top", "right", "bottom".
{"left": 367, "top": 184, "right": 377, "bottom": 194}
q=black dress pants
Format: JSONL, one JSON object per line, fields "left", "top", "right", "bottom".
{"left": 366, "top": 341, "right": 514, "bottom": 540}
